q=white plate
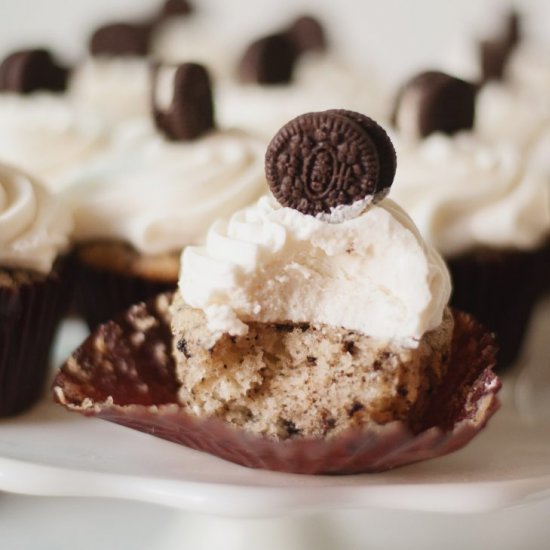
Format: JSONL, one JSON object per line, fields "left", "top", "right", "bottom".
{"left": 0, "top": 382, "right": 549, "bottom": 517}
{"left": 0, "top": 317, "right": 549, "bottom": 519}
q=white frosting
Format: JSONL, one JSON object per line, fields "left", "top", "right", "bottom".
{"left": 475, "top": 81, "right": 550, "bottom": 150}
{"left": 152, "top": 15, "right": 233, "bottom": 80}
{"left": 0, "top": 94, "right": 107, "bottom": 193}
{"left": 180, "top": 195, "right": 450, "bottom": 347}
{"left": 65, "top": 120, "right": 267, "bottom": 255}
{"left": 69, "top": 58, "right": 151, "bottom": 124}
{"left": 391, "top": 132, "right": 550, "bottom": 257}
{"left": 217, "top": 54, "right": 389, "bottom": 139}
{"left": 0, "top": 163, "right": 73, "bottom": 273}
{"left": 507, "top": 43, "right": 550, "bottom": 114}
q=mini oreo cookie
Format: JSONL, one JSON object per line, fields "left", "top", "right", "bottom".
{"left": 90, "top": 22, "right": 152, "bottom": 57}
{"left": 480, "top": 39, "right": 512, "bottom": 82}
{"left": 287, "top": 15, "right": 327, "bottom": 54}
{"left": 265, "top": 110, "right": 396, "bottom": 216}
{"left": 158, "top": 0, "right": 194, "bottom": 19}
{"left": 152, "top": 62, "right": 215, "bottom": 141}
{"left": 0, "top": 49, "right": 69, "bottom": 94}
{"left": 393, "top": 71, "right": 476, "bottom": 139}
{"left": 479, "top": 11, "right": 522, "bottom": 82}
{"left": 237, "top": 33, "right": 298, "bottom": 85}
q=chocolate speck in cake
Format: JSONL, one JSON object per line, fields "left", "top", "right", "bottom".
{"left": 281, "top": 419, "right": 301, "bottom": 437}
{"left": 348, "top": 401, "right": 365, "bottom": 417}
{"left": 177, "top": 337, "right": 191, "bottom": 358}
{"left": 343, "top": 340, "right": 356, "bottom": 355}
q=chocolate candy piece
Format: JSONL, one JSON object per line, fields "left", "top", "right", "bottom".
{"left": 90, "top": 22, "right": 152, "bottom": 57}
{"left": 479, "top": 11, "right": 522, "bottom": 82}
{"left": 0, "top": 49, "right": 69, "bottom": 94}
{"left": 265, "top": 110, "right": 396, "bottom": 216}
{"left": 505, "top": 11, "right": 522, "bottom": 47}
{"left": 152, "top": 62, "right": 215, "bottom": 141}
{"left": 158, "top": 0, "right": 194, "bottom": 19}
{"left": 287, "top": 15, "right": 327, "bottom": 54}
{"left": 237, "top": 33, "right": 298, "bottom": 85}
{"left": 393, "top": 71, "right": 476, "bottom": 139}
{"left": 480, "top": 39, "right": 512, "bottom": 82}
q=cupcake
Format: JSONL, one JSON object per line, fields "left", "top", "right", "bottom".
{"left": 69, "top": 11, "right": 156, "bottom": 125}
{"left": 216, "top": 15, "right": 388, "bottom": 139}
{"left": 151, "top": 0, "right": 230, "bottom": 79}
{"left": 65, "top": 62, "right": 266, "bottom": 329}
{"left": 0, "top": 163, "right": 73, "bottom": 416}
{"left": 0, "top": 49, "right": 107, "bottom": 193}
{"left": 70, "top": 2, "right": 200, "bottom": 126}
{"left": 390, "top": 70, "right": 550, "bottom": 369}
{"left": 54, "top": 111, "right": 500, "bottom": 474}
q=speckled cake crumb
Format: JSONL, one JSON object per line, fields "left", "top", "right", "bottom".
{"left": 170, "top": 292, "right": 454, "bottom": 440}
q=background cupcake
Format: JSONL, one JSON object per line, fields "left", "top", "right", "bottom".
{"left": 65, "top": 62, "right": 267, "bottom": 328}
{"left": 390, "top": 70, "right": 550, "bottom": 369}
{"left": 0, "top": 48, "right": 107, "bottom": 193}
{"left": 215, "top": 15, "right": 389, "bottom": 139}
{"left": 0, "top": 163, "right": 73, "bottom": 416}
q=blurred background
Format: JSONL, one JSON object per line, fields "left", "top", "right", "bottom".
{"left": 1, "top": 0, "right": 549, "bottom": 84}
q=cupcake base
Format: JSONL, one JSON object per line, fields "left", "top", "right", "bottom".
{"left": 0, "top": 260, "right": 71, "bottom": 417}
{"left": 448, "top": 245, "right": 549, "bottom": 370}
{"left": 73, "top": 241, "right": 178, "bottom": 329}
{"left": 53, "top": 293, "right": 500, "bottom": 475}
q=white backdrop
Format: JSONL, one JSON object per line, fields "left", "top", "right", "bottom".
{"left": 0, "top": 0, "right": 549, "bottom": 84}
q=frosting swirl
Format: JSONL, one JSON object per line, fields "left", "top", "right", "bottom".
{"left": 475, "top": 81, "right": 550, "bottom": 151}
{"left": 65, "top": 120, "right": 267, "bottom": 255}
{"left": 391, "top": 132, "right": 550, "bottom": 257}
{"left": 180, "top": 195, "right": 450, "bottom": 347}
{"left": 0, "top": 163, "right": 73, "bottom": 273}
{"left": 0, "top": 94, "right": 107, "bottom": 193}
{"left": 69, "top": 58, "right": 151, "bottom": 124}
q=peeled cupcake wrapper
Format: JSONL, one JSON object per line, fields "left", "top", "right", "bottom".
{"left": 53, "top": 293, "right": 500, "bottom": 474}
{"left": 0, "top": 260, "right": 72, "bottom": 417}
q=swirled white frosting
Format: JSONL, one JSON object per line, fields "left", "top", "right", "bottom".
{"left": 69, "top": 57, "right": 151, "bottom": 124}
{"left": 507, "top": 43, "right": 550, "bottom": 114}
{"left": 65, "top": 120, "right": 267, "bottom": 255}
{"left": 217, "top": 54, "right": 388, "bottom": 139}
{"left": 180, "top": 194, "right": 451, "bottom": 347}
{"left": 474, "top": 81, "right": 550, "bottom": 150}
{"left": 391, "top": 132, "right": 550, "bottom": 257}
{"left": 0, "top": 94, "right": 107, "bottom": 193}
{"left": 0, "top": 163, "right": 73, "bottom": 273}
{"left": 152, "top": 15, "right": 232, "bottom": 80}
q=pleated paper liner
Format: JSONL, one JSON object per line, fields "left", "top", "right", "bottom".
{"left": 448, "top": 243, "right": 550, "bottom": 370}
{"left": 0, "top": 259, "right": 72, "bottom": 417}
{"left": 53, "top": 293, "right": 501, "bottom": 474}
{"left": 72, "top": 243, "right": 177, "bottom": 330}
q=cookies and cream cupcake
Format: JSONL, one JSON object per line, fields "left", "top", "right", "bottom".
{"left": 0, "top": 162, "right": 73, "bottom": 416}
{"left": 65, "top": 62, "right": 267, "bottom": 328}
{"left": 390, "top": 70, "right": 550, "bottom": 368}
{"left": 69, "top": 19, "right": 153, "bottom": 125}
{"left": 54, "top": 110, "right": 500, "bottom": 474}
{"left": 0, "top": 49, "right": 107, "bottom": 193}
{"left": 216, "top": 16, "right": 388, "bottom": 139}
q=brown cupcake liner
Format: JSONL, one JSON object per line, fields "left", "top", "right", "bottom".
{"left": 0, "top": 260, "right": 72, "bottom": 417}
{"left": 448, "top": 244, "right": 550, "bottom": 370}
{"left": 73, "top": 258, "right": 176, "bottom": 330}
{"left": 53, "top": 293, "right": 500, "bottom": 475}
